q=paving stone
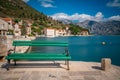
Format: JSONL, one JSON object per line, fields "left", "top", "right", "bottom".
{"left": 70, "top": 76, "right": 84, "bottom": 80}
{"left": 1, "top": 71, "right": 13, "bottom": 75}
{"left": 13, "top": 71, "right": 25, "bottom": 74}
{"left": 72, "top": 79, "right": 84, "bottom": 80}
{"left": 80, "top": 71, "right": 102, "bottom": 75}
{"left": 0, "top": 75, "right": 7, "bottom": 80}
{"left": 84, "top": 76, "right": 96, "bottom": 80}
{"left": 30, "top": 71, "right": 41, "bottom": 80}
{"left": 61, "top": 76, "right": 71, "bottom": 80}
{"left": 0, "top": 78, "right": 19, "bottom": 80}
{"left": 20, "top": 71, "right": 31, "bottom": 80}
{"left": 69, "top": 71, "right": 102, "bottom": 76}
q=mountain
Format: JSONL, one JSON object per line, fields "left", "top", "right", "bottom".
{"left": 0, "top": 0, "right": 44, "bottom": 19}
{"left": 58, "top": 19, "right": 72, "bottom": 24}
{"left": 77, "top": 20, "right": 120, "bottom": 35}
{"left": 0, "top": 0, "right": 64, "bottom": 28}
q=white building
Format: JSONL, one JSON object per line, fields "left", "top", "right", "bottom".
{"left": 26, "top": 22, "right": 32, "bottom": 35}
{"left": 81, "top": 30, "right": 89, "bottom": 36}
{"left": 26, "top": 26, "right": 31, "bottom": 35}
{"left": 2, "top": 18, "right": 13, "bottom": 30}
{"left": 58, "top": 29, "right": 66, "bottom": 36}
{"left": 44, "top": 28, "right": 68, "bottom": 37}
{"left": 0, "top": 19, "right": 8, "bottom": 56}
{"left": 44, "top": 28, "right": 55, "bottom": 37}
{"left": 14, "top": 23, "right": 21, "bottom": 37}
{"left": 0, "top": 18, "right": 14, "bottom": 36}
{"left": 0, "top": 19, "right": 9, "bottom": 36}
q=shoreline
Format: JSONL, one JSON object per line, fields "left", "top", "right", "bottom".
{"left": 36, "top": 35, "right": 120, "bottom": 38}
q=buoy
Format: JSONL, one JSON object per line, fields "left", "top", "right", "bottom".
{"left": 102, "top": 42, "right": 106, "bottom": 45}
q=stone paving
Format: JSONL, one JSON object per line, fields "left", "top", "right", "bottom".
{"left": 0, "top": 61, "right": 120, "bottom": 80}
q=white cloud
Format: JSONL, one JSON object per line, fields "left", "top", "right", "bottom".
{"left": 94, "top": 12, "right": 104, "bottom": 21}
{"left": 51, "top": 13, "right": 69, "bottom": 20}
{"left": 51, "top": 12, "right": 104, "bottom": 22}
{"left": 41, "top": 2, "right": 54, "bottom": 7}
{"left": 107, "top": 0, "right": 120, "bottom": 7}
{"left": 95, "top": 12, "right": 104, "bottom": 19}
{"left": 39, "top": 0, "right": 56, "bottom": 8}
{"left": 22, "top": 0, "right": 29, "bottom": 2}
{"left": 50, "top": 12, "right": 120, "bottom": 22}
{"left": 108, "top": 15, "right": 120, "bottom": 21}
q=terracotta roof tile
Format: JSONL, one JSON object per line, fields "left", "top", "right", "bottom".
{"left": 2, "top": 18, "right": 12, "bottom": 21}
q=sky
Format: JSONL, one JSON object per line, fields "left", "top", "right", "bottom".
{"left": 23, "top": 0, "right": 120, "bottom": 22}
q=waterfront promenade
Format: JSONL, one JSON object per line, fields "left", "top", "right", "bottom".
{"left": 0, "top": 61, "right": 120, "bottom": 80}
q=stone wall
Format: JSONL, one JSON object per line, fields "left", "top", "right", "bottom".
{"left": 0, "top": 36, "right": 36, "bottom": 56}
{"left": 0, "top": 36, "right": 7, "bottom": 56}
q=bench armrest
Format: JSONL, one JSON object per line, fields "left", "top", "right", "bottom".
{"left": 7, "top": 49, "right": 14, "bottom": 56}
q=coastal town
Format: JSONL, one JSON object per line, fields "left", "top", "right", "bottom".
{"left": 0, "top": 18, "right": 34, "bottom": 57}
{"left": 0, "top": 17, "right": 89, "bottom": 57}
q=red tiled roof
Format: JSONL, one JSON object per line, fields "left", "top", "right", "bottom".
{"left": 2, "top": 18, "right": 12, "bottom": 21}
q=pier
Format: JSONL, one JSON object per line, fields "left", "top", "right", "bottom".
{"left": 0, "top": 61, "right": 120, "bottom": 80}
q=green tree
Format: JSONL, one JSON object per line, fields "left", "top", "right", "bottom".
{"left": 69, "top": 24, "right": 82, "bottom": 35}
{"left": 21, "top": 21, "right": 27, "bottom": 35}
{"left": 14, "top": 18, "right": 21, "bottom": 23}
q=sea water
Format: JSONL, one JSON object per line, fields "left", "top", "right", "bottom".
{"left": 31, "top": 36, "right": 120, "bottom": 66}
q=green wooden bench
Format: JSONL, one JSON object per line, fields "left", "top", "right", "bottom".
{"left": 5, "top": 41, "right": 71, "bottom": 70}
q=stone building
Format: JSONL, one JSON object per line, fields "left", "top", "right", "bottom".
{"left": 0, "top": 36, "right": 7, "bottom": 56}
{"left": 44, "top": 28, "right": 55, "bottom": 37}
{"left": 0, "top": 19, "right": 8, "bottom": 36}
{"left": 44, "top": 28, "right": 68, "bottom": 37}
{"left": 81, "top": 30, "right": 89, "bottom": 36}
{"left": 2, "top": 18, "right": 13, "bottom": 30}
{"left": 14, "top": 23, "right": 21, "bottom": 37}
{"left": 26, "top": 22, "right": 32, "bottom": 36}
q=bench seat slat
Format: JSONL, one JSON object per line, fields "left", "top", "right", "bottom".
{"left": 13, "top": 41, "right": 68, "bottom": 46}
{"left": 13, "top": 44, "right": 68, "bottom": 46}
{"left": 6, "top": 57, "right": 71, "bottom": 60}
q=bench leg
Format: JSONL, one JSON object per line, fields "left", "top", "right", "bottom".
{"left": 66, "top": 60, "right": 69, "bottom": 70}
{"left": 14, "top": 60, "right": 16, "bottom": 65}
{"left": 6, "top": 60, "right": 10, "bottom": 71}
{"left": 65, "top": 60, "right": 67, "bottom": 65}
{"left": 53, "top": 60, "right": 56, "bottom": 64}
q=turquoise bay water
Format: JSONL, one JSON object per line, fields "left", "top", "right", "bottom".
{"left": 31, "top": 36, "right": 120, "bottom": 66}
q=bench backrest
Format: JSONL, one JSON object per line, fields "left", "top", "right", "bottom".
{"left": 13, "top": 41, "right": 68, "bottom": 47}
